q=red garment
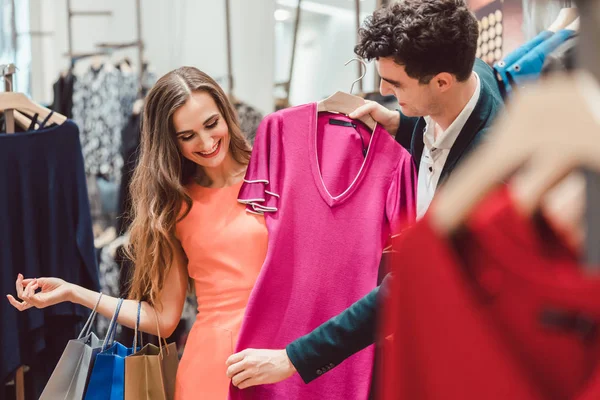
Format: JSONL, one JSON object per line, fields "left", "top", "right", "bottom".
{"left": 382, "top": 188, "right": 600, "bottom": 400}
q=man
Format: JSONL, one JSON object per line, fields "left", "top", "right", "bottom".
{"left": 226, "top": 0, "right": 503, "bottom": 390}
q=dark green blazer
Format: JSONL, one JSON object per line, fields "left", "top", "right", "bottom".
{"left": 396, "top": 58, "right": 504, "bottom": 184}
{"left": 286, "top": 58, "right": 504, "bottom": 384}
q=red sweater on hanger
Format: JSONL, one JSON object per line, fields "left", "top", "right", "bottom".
{"left": 382, "top": 187, "right": 600, "bottom": 400}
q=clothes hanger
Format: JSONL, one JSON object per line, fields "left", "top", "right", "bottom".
{"left": 429, "top": 72, "right": 600, "bottom": 271}
{"left": 547, "top": 7, "right": 579, "bottom": 32}
{"left": 565, "top": 16, "right": 580, "bottom": 32}
{"left": 1, "top": 73, "right": 41, "bottom": 131}
{"left": 12, "top": 111, "right": 39, "bottom": 130}
{"left": 317, "top": 58, "right": 376, "bottom": 130}
{"left": 0, "top": 92, "right": 67, "bottom": 127}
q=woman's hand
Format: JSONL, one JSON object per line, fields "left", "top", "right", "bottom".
{"left": 6, "top": 274, "right": 74, "bottom": 311}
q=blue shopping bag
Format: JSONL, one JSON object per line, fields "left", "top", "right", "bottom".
{"left": 84, "top": 299, "right": 141, "bottom": 400}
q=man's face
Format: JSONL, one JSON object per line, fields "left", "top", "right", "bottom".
{"left": 377, "top": 57, "right": 438, "bottom": 117}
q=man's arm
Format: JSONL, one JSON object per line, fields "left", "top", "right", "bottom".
{"left": 286, "top": 280, "right": 381, "bottom": 383}
{"left": 226, "top": 274, "right": 392, "bottom": 388}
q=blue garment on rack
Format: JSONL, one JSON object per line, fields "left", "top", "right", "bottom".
{"left": 507, "top": 29, "right": 577, "bottom": 88}
{"left": 0, "top": 120, "right": 99, "bottom": 388}
{"left": 493, "top": 30, "right": 553, "bottom": 98}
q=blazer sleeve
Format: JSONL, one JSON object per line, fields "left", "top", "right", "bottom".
{"left": 286, "top": 274, "right": 393, "bottom": 384}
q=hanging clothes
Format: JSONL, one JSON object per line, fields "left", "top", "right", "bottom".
{"left": 506, "top": 28, "right": 578, "bottom": 88}
{"left": 382, "top": 187, "right": 600, "bottom": 400}
{"left": 234, "top": 101, "right": 263, "bottom": 146}
{"left": 542, "top": 36, "right": 578, "bottom": 75}
{"left": 0, "top": 120, "right": 99, "bottom": 395}
{"left": 51, "top": 72, "right": 76, "bottom": 119}
{"left": 493, "top": 30, "right": 553, "bottom": 99}
{"left": 231, "top": 104, "right": 417, "bottom": 400}
{"left": 118, "top": 71, "right": 139, "bottom": 133}
{"left": 116, "top": 111, "right": 142, "bottom": 236}
{"left": 72, "top": 64, "right": 137, "bottom": 182}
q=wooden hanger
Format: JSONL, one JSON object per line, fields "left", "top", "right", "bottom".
{"left": 0, "top": 92, "right": 67, "bottom": 127}
{"left": 548, "top": 7, "right": 579, "bottom": 32}
{"left": 317, "top": 58, "right": 376, "bottom": 130}
{"left": 430, "top": 72, "right": 600, "bottom": 272}
{"left": 565, "top": 16, "right": 580, "bottom": 32}
{"left": 13, "top": 111, "right": 39, "bottom": 130}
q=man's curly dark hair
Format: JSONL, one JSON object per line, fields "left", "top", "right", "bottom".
{"left": 355, "top": 0, "right": 479, "bottom": 84}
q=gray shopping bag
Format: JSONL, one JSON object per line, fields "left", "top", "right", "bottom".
{"left": 40, "top": 294, "right": 104, "bottom": 400}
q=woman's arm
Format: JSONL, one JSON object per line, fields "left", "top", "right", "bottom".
{"left": 7, "top": 243, "right": 189, "bottom": 338}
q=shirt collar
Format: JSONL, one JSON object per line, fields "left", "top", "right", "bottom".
{"left": 423, "top": 72, "right": 481, "bottom": 151}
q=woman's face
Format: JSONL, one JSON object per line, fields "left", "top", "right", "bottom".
{"left": 172, "top": 91, "right": 231, "bottom": 170}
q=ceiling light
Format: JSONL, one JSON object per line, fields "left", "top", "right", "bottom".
{"left": 274, "top": 9, "right": 292, "bottom": 21}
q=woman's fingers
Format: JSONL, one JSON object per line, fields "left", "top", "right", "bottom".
{"left": 15, "top": 274, "right": 24, "bottom": 299}
{"left": 22, "top": 280, "right": 38, "bottom": 303}
{"left": 6, "top": 294, "right": 33, "bottom": 311}
{"left": 9, "top": 274, "right": 38, "bottom": 311}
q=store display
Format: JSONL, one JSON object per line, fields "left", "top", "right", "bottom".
{"left": 475, "top": 0, "right": 505, "bottom": 65}
{"left": 5, "top": 1, "right": 600, "bottom": 399}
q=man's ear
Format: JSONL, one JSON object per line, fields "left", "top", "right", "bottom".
{"left": 432, "top": 72, "right": 455, "bottom": 93}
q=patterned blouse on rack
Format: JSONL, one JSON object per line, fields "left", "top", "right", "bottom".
{"left": 72, "top": 65, "right": 138, "bottom": 182}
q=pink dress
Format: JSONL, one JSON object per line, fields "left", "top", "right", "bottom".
{"left": 232, "top": 103, "right": 417, "bottom": 400}
{"left": 175, "top": 180, "right": 268, "bottom": 399}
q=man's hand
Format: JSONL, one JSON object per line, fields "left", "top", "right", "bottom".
{"left": 226, "top": 349, "right": 297, "bottom": 389}
{"left": 350, "top": 100, "right": 400, "bottom": 135}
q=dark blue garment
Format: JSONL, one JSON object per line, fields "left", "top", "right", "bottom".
{"left": 493, "top": 30, "right": 553, "bottom": 99}
{"left": 0, "top": 120, "right": 99, "bottom": 387}
{"left": 507, "top": 29, "right": 577, "bottom": 87}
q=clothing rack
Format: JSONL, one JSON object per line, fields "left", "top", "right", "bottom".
{"left": 373, "top": 0, "right": 387, "bottom": 90}
{"left": 225, "top": 0, "right": 234, "bottom": 98}
{"left": 574, "top": 0, "right": 600, "bottom": 266}
{"left": 66, "top": 0, "right": 145, "bottom": 95}
{"left": 2, "top": 64, "right": 17, "bottom": 134}
{"left": 354, "top": 0, "right": 364, "bottom": 94}
{"left": 1, "top": 63, "right": 24, "bottom": 400}
{"left": 272, "top": 0, "right": 303, "bottom": 108}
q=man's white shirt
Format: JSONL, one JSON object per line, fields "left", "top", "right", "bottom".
{"left": 416, "top": 72, "right": 481, "bottom": 219}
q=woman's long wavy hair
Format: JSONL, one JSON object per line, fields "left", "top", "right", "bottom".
{"left": 126, "top": 66, "right": 251, "bottom": 306}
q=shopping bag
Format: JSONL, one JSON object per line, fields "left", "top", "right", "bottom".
{"left": 84, "top": 298, "right": 138, "bottom": 400}
{"left": 39, "top": 293, "right": 104, "bottom": 400}
{"left": 124, "top": 308, "right": 179, "bottom": 400}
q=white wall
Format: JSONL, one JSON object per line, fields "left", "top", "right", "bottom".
{"left": 28, "top": 0, "right": 275, "bottom": 114}
{"left": 274, "top": 0, "right": 378, "bottom": 106}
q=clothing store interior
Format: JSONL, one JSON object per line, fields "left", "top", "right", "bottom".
{"left": 2, "top": 0, "right": 600, "bottom": 399}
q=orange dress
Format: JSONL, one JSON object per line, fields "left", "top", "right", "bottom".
{"left": 174, "top": 180, "right": 267, "bottom": 399}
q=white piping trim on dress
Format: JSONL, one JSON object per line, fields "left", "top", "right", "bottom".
{"left": 252, "top": 203, "right": 278, "bottom": 212}
{"left": 241, "top": 179, "right": 281, "bottom": 198}
{"left": 245, "top": 209, "right": 263, "bottom": 215}
{"left": 238, "top": 198, "right": 266, "bottom": 204}
{"left": 244, "top": 179, "right": 269, "bottom": 184}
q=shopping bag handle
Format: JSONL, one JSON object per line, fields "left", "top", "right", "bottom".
{"left": 102, "top": 298, "right": 124, "bottom": 351}
{"left": 132, "top": 301, "right": 144, "bottom": 351}
{"left": 153, "top": 308, "right": 169, "bottom": 359}
{"left": 77, "top": 292, "right": 104, "bottom": 339}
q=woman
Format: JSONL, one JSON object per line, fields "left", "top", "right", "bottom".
{"left": 6, "top": 67, "right": 269, "bottom": 399}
